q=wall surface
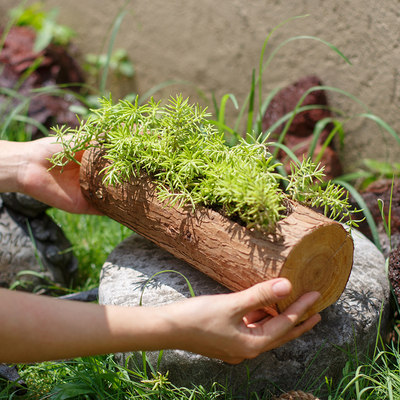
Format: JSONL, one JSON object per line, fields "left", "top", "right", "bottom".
{"left": 1, "top": 0, "right": 399, "bottom": 171}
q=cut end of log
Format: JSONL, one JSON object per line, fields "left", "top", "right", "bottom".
{"left": 277, "top": 221, "right": 354, "bottom": 320}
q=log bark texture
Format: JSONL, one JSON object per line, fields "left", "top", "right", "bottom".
{"left": 80, "top": 147, "right": 354, "bottom": 319}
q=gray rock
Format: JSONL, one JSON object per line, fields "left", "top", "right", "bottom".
{"left": 59, "top": 288, "right": 99, "bottom": 302}
{"left": 99, "top": 229, "right": 390, "bottom": 397}
{"left": 0, "top": 363, "right": 26, "bottom": 394}
{"left": 1, "top": 192, "right": 49, "bottom": 218}
{"left": 0, "top": 203, "right": 77, "bottom": 288}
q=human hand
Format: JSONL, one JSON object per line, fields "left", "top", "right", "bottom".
{"left": 162, "top": 278, "right": 321, "bottom": 364}
{"left": 3, "top": 137, "right": 101, "bottom": 214}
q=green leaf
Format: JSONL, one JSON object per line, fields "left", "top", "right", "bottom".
{"left": 334, "top": 179, "right": 382, "bottom": 251}
{"left": 218, "top": 93, "right": 238, "bottom": 134}
{"left": 51, "top": 382, "right": 95, "bottom": 400}
{"left": 364, "top": 159, "right": 400, "bottom": 176}
{"left": 358, "top": 113, "right": 400, "bottom": 146}
{"left": 246, "top": 69, "right": 256, "bottom": 139}
{"left": 99, "top": 7, "right": 128, "bottom": 94}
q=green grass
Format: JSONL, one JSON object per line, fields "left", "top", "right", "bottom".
{"left": 325, "top": 339, "right": 400, "bottom": 400}
{"left": 46, "top": 209, "right": 132, "bottom": 290}
{"left": 0, "top": 354, "right": 226, "bottom": 399}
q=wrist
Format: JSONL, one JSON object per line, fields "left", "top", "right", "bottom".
{"left": 145, "top": 301, "right": 196, "bottom": 351}
{"left": 103, "top": 304, "right": 178, "bottom": 353}
{"left": 0, "top": 140, "right": 28, "bottom": 193}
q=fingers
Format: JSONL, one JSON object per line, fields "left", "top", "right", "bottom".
{"left": 243, "top": 309, "right": 272, "bottom": 325}
{"left": 251, "top": 291, "right": 320, "bottom": 350}
{"left": 169, "top": 281, "right": 321, "bottom": 363}
{"left": 279, "top": 291, "right": 321, "bottom": 325}
{"left": 267, "top": 291, "right": 321, "bottom": 333}
{"left": 222, "top": 313, "right": 321, "bottom": 364}
{"left": 237, "top": 278, "right": 293, "bottom": 316}
{"left": 223, "top": 312, "right": 321, "bottom": 364}
{"left": 266, "top": 312, "right": 321, "bottom": 351}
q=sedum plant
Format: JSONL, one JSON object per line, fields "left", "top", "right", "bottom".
{"left": 50, "top": 95, "right": 359, "bottom": 232}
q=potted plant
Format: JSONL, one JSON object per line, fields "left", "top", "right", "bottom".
{"left": 51, "top": 95, "right": 357, "bottom": 319}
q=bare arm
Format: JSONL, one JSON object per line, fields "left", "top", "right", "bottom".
{"left": 0, "top": 279, "right": 320, "bottom": 364}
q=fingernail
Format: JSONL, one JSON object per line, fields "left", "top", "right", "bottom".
{"left": 272, "top": 279, "right": 291, "bottom": 297}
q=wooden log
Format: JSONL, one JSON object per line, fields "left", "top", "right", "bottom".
{"left": 80, "top": 147, "right": 354, "bottom": 319}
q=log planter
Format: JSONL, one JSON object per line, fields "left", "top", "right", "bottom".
{"left": 80, "top": 147, "right": 354, "bottom": 319}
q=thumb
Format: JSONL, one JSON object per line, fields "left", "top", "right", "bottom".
{"left": 237, "top": 278, "right": 292, "bottom": 316}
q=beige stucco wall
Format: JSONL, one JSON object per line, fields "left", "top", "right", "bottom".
{"left": 1, "top": 1, "right": 399, "bottom": 171}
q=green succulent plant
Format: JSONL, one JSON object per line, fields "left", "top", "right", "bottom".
{"left": 50, "top": 95, "right": 359, "bottom": 232}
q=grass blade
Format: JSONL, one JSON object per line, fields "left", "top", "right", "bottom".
{"left": 377, "top": 176, "right": 394, "bottom": 249}
{"left": 314, "top": 121, "right": 344, "bottom": 164}
{"left": 0, "top": 98, "right": 31, "bottom": 139}
{"left": 262, "top": 36, "right": 351, "bottom": 80}
{"left": 99, "top": 5, "right": 128, "bottom": 95}
{"left": 333, "top": 179, "right": 382, "bottom": 251}
{"left": 13, "top": 114, "right": 48, "bottom": 136}
{"left": 270, "top": 84, "right": 369, "bottom": 159}
{"left": 358, "top": 113, "right": 400, "bottom": 146}
{"left": 139, "top": 269, "right": 196, "bottom": 307}
{"left": 260, "top": 104, "right": 342, "bottom": 144}
{"left": 267, "top": 142, "right": 300, "bottom": 165}
{"left": 211, "top": 91, "right": 219, "bottom": 117}
{"left": 209, "top": 119, "right": 241, "bottom": 142}
{"left": 307, "top": 117, "right": 337, "bottom": 159}
{"left": 257, "top": 15, "right": 310, "bottom": 133}
{"left": 246, "top": 69, "right": 256, "bottom": 139}
{"left": 254, "top": 85, "right": 283, "bottom": 136}
{"left": 218, "top": 93, "right": 238, "bottom": 134}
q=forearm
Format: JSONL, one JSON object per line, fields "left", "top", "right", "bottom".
{"left": 0, "top": 288, "right": 173, "bottom": 363}
{"left": 0, "top": 140, "right": 27, "bottom": 193}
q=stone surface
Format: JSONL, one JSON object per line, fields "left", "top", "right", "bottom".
{"left": 0, "top": 363, "right": 26, "bottom": 395}
{"left": 389, "top": 244, "right": 400, "bottom": 305}
{"left": 1, "top": 193, "right": 50, "bottom": 218}
{"left": 0, "top": 200, "right": 77, "bottom": 288}
{"left": 99, "top": 229, "right": 390, "bottom": 395}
